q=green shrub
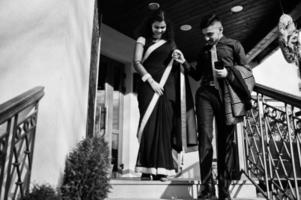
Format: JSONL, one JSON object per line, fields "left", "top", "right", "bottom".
{"left": 60, "top": 136, "right": 111, "bottom": 200}
{"left": 22, "top": 184, "right": 60, "bottom": 200}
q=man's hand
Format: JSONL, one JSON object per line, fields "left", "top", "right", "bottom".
{"left": 215, "top": 68, "right": 228, "bottom": 78}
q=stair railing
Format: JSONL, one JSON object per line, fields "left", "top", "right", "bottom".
{"left": 0, "top": 87, "right": 45, "bottom": 200}
{"left": 240, "top": 83, "right": 301, "bottom": 200}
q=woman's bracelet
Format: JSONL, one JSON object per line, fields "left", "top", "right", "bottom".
{"left": 148, "top": 78, "right": 154, "bottom": 84}
{"left": 142, "top": 73, "right": 152, "bottom": 82}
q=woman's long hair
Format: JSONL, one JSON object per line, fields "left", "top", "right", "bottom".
{"left": 135, "top": 9, "right": 174, "bottom": 42}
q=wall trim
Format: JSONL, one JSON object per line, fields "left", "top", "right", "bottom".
{"left": 86, "top": 0, "right": 101, "bottom": 137}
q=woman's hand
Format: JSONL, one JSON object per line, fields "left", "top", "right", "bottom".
{"left": 147, "top": 78, "right": 164, "bottom": 95}
{"left": 172, "top": 49, "right": 186, "bottom": 64}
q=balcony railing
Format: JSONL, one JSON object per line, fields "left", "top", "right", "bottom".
{"left": 241, "top": 83, "right": 301, "bottom": 200}
{"left": 0, "top": 87, "right": 44, "bottom": 200}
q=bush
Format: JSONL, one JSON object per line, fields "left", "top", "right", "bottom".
{"left": 22, "top": 184, "right": 60, "bottom": 200}
{"left": 60, "top": 136, "right": 111, "bottom": 200}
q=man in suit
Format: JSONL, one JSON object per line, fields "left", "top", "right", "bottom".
{"left": 173, "top": 14, "right": 249, "bottom": 200}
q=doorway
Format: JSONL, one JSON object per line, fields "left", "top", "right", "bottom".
{"left": 96, "top": 54, "right": 125, "bottom": 177}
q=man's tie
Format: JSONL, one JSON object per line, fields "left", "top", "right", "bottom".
{"left": 210, "top": 45, "right": 223, "bottom": 100}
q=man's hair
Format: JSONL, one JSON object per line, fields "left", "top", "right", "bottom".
{"left": 199, "top": 14, "right": 222, "bottom": 30}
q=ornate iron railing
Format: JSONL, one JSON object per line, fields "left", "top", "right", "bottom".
{"left": 0, "top": 87, "right": 44, "bottom": 200}
{"left": 242, "top": 83, "right": 301, "bottom": 200}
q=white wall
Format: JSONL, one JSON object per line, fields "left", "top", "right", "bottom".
{"left": 0, "top": 0, "right": 95, "bottom": 185}
{"left": 253, "top": 49, "right": 301, "bottom": 96}
{"left": 101, "top": 24, "right": 136, "bottom": 63}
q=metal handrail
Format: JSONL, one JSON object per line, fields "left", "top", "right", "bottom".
{"left": 0, "top": 87, "right": 45, "bottom": 124}
{"left": 254, "top": 83, "right": 301, "bottom": 108}
{"left": 242, "top": 83, "right": 301, "bottom": 200}
{"left": 0, "top": 87, "right": 44, "bottom": 200}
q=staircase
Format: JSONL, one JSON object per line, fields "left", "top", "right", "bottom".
{"left": 107, "top": 177, "right": 263, "bottom": 200}
{"left": 106, "top": 83, "right": 301, "bottom": 200}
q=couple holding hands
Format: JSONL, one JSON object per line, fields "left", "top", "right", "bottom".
{"left": 133, "top": 9, "right": 251, "bottom": 200}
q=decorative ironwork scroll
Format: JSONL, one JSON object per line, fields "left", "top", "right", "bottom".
{"left": 243, "top": 83, "right": 301, "bottom": 200}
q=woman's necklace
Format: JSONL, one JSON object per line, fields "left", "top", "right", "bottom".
{"left": 152, "top": 36, "right": 161, "bottom": 43}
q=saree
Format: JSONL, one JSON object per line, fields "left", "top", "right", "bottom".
{"left": 135, "top": 37, "right": 197, "bottom": 176}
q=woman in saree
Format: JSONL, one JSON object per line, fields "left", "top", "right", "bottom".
{"left": 133, "top": 9, "right": 197, "bottom": 181}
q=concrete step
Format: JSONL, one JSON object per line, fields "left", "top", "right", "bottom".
{"left": 107, "top": 199, "right": 265, "bottom": 200}
{"left": 107, "top": 177, "right": 260, "bottom": 200}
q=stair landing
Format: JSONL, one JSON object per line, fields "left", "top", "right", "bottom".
{"left": 107, "top": 177, "right": 261, "bottom": 200}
